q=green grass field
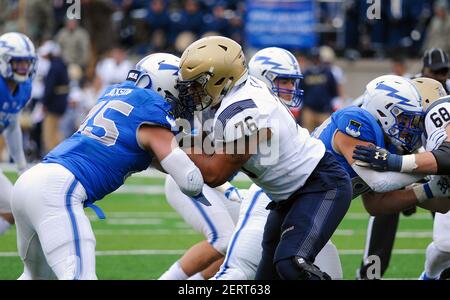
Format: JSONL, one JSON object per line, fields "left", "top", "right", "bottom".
{"left": 0, "top": 172, "right": 433, "bottom": 280}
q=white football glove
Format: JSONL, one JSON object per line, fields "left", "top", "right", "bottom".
{"left": 425, "top": 127, "right": 448, "bottom": 151}
{"left": 412, "top": 175, "right": 450, "bottom": 203}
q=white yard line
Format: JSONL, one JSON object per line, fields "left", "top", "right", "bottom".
{"left": 0, "top": 248, "right": 426, "bottom": 258}
{"left": 93, "top": 229, "right": 198, "bottom": 235}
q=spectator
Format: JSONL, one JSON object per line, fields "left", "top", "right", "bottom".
{"left": 145, "top": 0, "right": 171, "bottom": 51}
{"left": 300, "top": 49, "right": 338, "bottom": 133}
{"left": 202, "top": 2, "right": 231, "bottom": 37}
{"left": 423, "top": 0, "right": 450, "bottom": 56}
{"left": 23, "top": 0, "right": 55, "bottom": 43}
{"left": 320, "top": 46, "right": 346, "bottom": 110}
{"left": 55, "top": 19, "right": 91, "bottom": 70}
{"left": 169, "top": 0, "right": 204, "bottom": 43}
{"left": 94, "top": 46, "right": 133, "bottom": 95}
{"left": 419, "top": 48, "right": 450, "bottom": 93}
{"left": 81, "top": 0, "right": 116, "bottom": 77}
{"left": 38, "top": 40, "right": 70, "bottom": 155}
{"left": 0, "top": 0, "right": 19, "bottom": 33}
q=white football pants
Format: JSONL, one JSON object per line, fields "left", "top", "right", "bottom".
{"left": 11, "top": 163, "right": 96, "bottom": 280}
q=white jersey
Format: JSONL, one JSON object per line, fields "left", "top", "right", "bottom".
{"left": 424, "top": 97, "right": 450, "bottom": 151}
{"left": 421, "top": 98, "right": 450, "bottom": 276}
{"left": 212, "top": 76, "right": 326, "bottom": 201}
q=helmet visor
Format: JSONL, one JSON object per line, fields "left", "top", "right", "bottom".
{"left": 273, "top": 74, "right": 304, "bottom": 108}
{"left": 177, "top": 73, "right": 213, "bottom": 112}
{"left": 389, "top": 110, "right": 424, "bottom": 152}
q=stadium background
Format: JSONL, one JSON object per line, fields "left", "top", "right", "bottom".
{"left": 0, "top": 0, "right": 448, "bottom": 279}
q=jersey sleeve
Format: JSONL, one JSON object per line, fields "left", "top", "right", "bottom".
{"left": 213, "top": 99, "right": 269, "bottom": 144}
{"left": 335, "top": 109, "right": 385, "bottom": 147}
{"left": 138, "top": 91, "right": 176, "bottom": 131}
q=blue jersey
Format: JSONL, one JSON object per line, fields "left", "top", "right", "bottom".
{"left": 43, "top": 80, "right": 176, "bottom": 203}
{"left": 0, "top": 76, "right": 32, "bottom": 132}
{"left": 312, "top": 106, "right": 386, "bottom": 198}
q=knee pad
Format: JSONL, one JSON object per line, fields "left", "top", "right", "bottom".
{"left": 276, "top": 257, "right": 331, "bottom": 280}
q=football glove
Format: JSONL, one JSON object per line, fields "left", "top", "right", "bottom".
{"left": 353, "top": 145, "right": 402, "bottom": 172}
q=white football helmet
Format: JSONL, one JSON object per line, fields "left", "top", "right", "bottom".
{"left": 0, "top": 32, "right": 37, "bottom": 82}
{"left": 248, "top": 47, "right": 303, "bottom": 107}
{"left": 135, "top": 53, "right": 180, "bottom": 99}
{"left": 362, "top": 75, "right": 424, "bottom": 152}
{"left": 135, "top": 53, "right": 192, "bottom": 118}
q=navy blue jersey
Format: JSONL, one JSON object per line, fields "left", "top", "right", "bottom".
{"left": 43, "top": 80, "right": 176, "bottom": 202}
{"left": 0, "top": 76, "right": 32, "bottom": 132}
{"left": 312, "top": 106, "right": 386, "bottom": 198}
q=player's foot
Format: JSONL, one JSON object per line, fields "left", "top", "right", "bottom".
{"left": 439, "top": 267, "right": 450, "bottom": 280}
{"left": 419, "top": 271, "right": 438, "bottom": 280}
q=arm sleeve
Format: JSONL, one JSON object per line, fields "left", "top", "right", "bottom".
{"left": 3, "top": 114, "right": 27, "bottom": 172}
{"left": 160, "top": 147, "right": 204, "bottom": 197}
{"left": 351, "top": 163, "right": 424, "bottom": 193}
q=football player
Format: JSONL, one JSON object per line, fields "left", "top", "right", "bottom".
{"left": 213, "top": 47, "right": 343, "bottom": 280}
{"left": 0, "top": 32, "right": 36, "bottom": 235}
{"left": 314, "top": 74, "right": 450, "bottom": 215}
{"left": 158, "top": 55, "right": 240, "bottom": 280}
{"left": 352, "top": 77, "right": 450, "bottom": 279}
{"left": 10, "top": 53, "right": 205, "bottom": 280}
{"left": 159, "top": 175, "right": 240, "bottom": 280}
{"left": 177, "top": 36, "right": 353, "bottom": 280}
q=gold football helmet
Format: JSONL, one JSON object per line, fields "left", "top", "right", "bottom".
{"left": 178, "top": 36, "right": 248, "bottom": 110}
{"left": 412, "top": 77, "right": 447, "bottom": 111}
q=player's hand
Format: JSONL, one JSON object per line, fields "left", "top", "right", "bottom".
{"left": 224, "top": 186, "right": 243, "bottom": 203}
{"left": 425, "top": 176, "right": 450, "bottom": 198}
{"left": 413, "top": 175, "right": 450, "bottom": 203}
{"left": 426, "top": 127, "right": 448, "bottom": 151}
{"left": 191, "top": 192, "right": 212, "bottom": 206}
{"left": 352, "top": 145, "right": 402, "bottom": 172}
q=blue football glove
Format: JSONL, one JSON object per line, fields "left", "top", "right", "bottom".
{"left": 352, "top": 145, "right": 403, "bottom": 172}
{"left": 191, "top": 192, "right": 212, "bottom": 207}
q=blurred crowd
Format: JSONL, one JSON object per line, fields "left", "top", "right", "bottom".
{"left": 0, "top": 0, "right": 450, "bottom": 161}
{"left": 340, "top": 0, "right": 450, "bottom": 59}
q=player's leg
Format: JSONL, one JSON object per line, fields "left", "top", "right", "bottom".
{"left": 0, "top": 170, "right": 14, "bottom": 235}
{"left": 216, "top": 186, "right": 270, "bottom": 280}
{"left": 273, "top": 182, "right": 352, "bottom": 280}
{"left": 421, "top": 212, "right": 450, "bottom": 279}
{"left": 254, "top": 205, "right": 285, "bottom": 280}
{"left": 357, "top": 213, "right": 399, "bottom": 279}
{"left": 12, "top": 165, "right": 56, "bottom": 279}
{"left": 160, "top": 176, "right": 238, "bottom": 279}
{"left": 315, "top": 240, "right": 343, "bottom": 280}
{"left": 14, "top": 163, "right": 96, "bottom": 280}
{"left": 272, "top": 152, "right": 352, "bottom": 280}
{"left": 188, "top": 258, "right": 225, "bottom": 280}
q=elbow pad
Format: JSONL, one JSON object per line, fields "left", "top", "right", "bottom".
{"left": 160, "top": 147, "right": 204, "bottom": 197}
{"left": 431, "top": 141, "right": 450, "bottom": 175}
